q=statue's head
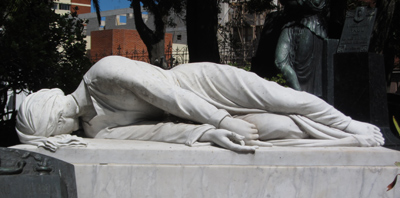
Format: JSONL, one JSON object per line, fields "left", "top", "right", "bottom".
{"left": 15, "top": 88, "right": 85, "bottom": 151}
{"left": 16, "top": 88, "right": 75, "bottom": 143}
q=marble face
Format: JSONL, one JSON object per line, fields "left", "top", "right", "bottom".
{"left": 53, "top": 116, "right": 78, "bottom": 136}
{"left": 53, "top": 95, "right": 80, "bottom": 136}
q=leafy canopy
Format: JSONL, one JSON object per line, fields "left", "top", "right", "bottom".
{"left": 0, "top": 0, "right": 91, "bottom": 94}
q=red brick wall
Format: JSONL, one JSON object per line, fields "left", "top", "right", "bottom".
{"left": 91, "top": 30, "right": 114, "bottom": 61}
{"left": 72, "top": 6, "right": 91, "bottom": 14}
{"left": 71, "top": 0, "right": 91, "bottom": 14}
{"left": 90, "top": 29, "right": 173, "bottom": 63}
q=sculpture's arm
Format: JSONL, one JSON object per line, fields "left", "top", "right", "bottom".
{"left": 275, "top": 28, "right": 301, "bottom": 91}
{"left": 124, "top": 75, "right": 261, "bottom": 142}
{"left": 95, "top": 121, "right": 213, "bottom": 146}
{"left": 103, "top": 59, "right": 230, "bottom": 128}
{"left": 90, "top": 57, "right": 259, "bottom": 142}
{"left": 94, "top": 121, "right": 257, "bottom": 153}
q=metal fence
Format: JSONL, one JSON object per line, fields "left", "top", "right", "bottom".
{"left": 219, "top": 42, "right": 256, "bottom": 67}
{"left": 88, "top": 42, "right": 256, "bottom": 68}
{"left": 89, "top": 42, "right": 190, "bottom": 68}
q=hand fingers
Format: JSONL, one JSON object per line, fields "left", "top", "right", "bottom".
{"left": 214, "top": 132, "right": 258, "bottom": 153}
{"left": 245, "top": 140, "right": 273, "bottom": 147}
{"left": 249, "top": 123, "right": 258, "bottom": 130}
{"left": 226, "top": 143, "right": 258, "bottom": 153}
{"left": 249, "top": 133, "right": 259, "bottom": 140}
{"left": 229, "top": 132, "right": 245, "bottom": 140}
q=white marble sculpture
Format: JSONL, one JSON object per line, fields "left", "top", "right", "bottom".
{"left": 16, "top": 56, "right": 384, "bottom": 152}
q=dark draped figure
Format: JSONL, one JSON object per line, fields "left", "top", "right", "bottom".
{"left": 252, "top": 0, "right": 328, "bottom": 97}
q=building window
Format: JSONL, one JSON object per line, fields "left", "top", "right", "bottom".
{"left": 60, "top": 4, "right": 71, "bottom": 10}
{"left": 53, "top": 3, "right": 58, "bottom": 10}
{"left": 177, "top": 35, "right": 182, "bottom": 40}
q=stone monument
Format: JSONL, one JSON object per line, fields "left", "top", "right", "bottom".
{"left": 8, "top": 56, "right": 400, "bottom": 198}
{"left": 11, "top": 139, "right": 400, "bottom": 197}
{"left": 0, "top": 147, "right": 77, "bottom": 197}
{"left": 333, "top": 7, "right": 400, "bottom": 149}
{"left": 14, "top": 56, "right": 384, "bottom": 153}
{"left": 336, "top": 7, "right": 377, "bottom": 53}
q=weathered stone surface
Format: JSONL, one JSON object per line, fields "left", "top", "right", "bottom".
{"left": 0, "top": 148, "right": 77, "bottom": 198}
{"left": 337, "top": 7, "right": 377, "bottom": 53}
{"left": 11, "top": 139, "right": 400, "bottom": 198}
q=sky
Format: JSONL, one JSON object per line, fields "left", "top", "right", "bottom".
{"left": 91, "top": 0, "right": 132, "bottom": 12}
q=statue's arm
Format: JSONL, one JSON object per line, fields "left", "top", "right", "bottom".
{"left": 94, "top": 122, "right": 257, "bottom": 153}
{"left": 112, "top": 61, "right": 230, "bottom": 128}
{"left": 121, "top": 71, "right": 261, "bottom": 143}
{"left": 278, "top": 64, "right": 301, "bottom": 91}
{"left": 94, "top": 121, "right": 214, "bottom": 146}
{"left": 275, "top": 28, "right": 302, "bottom": 91}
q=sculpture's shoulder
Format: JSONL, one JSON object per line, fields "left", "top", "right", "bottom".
{"left": 87, "top": 56, "right": 151, "bottom": 80}
{"left": 92, "top": 56, "right": 141, "bottom": 71}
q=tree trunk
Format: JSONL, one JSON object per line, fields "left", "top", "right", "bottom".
{"left": 132, "top": 0, "right": 167, "bottom": 68}
{"left": 148, "top": 38, "right": 167, "bottom": 68}
{"left": 186, "top": 0, "right": 220, "bottom": 63}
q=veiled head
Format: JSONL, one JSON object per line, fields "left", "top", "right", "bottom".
{"left": 16, "top": 88, "right": 71, "bottom": 141}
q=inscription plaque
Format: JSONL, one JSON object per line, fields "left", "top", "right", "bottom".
{"left": 337, "top": 7, "right": 377, "bottom": 53}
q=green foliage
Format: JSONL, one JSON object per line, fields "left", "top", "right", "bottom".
{"left": 228, "top": 62, "right": 251, "bottom": 71}
{"left": 228, "top": 62, "right": 287, "bottom": 86}
{"left": 221, "top": 0, "right": 275, "bottom": 14}
{"left": 0, "top": 0, "right": 91, "bottom": 145}
{"left": 393, "top": 116, "right": 400, "bottom": 136}
{"left": 0, "top": 0, "right": 91, "bottom": 94}
{"left": 266, "top": 73, "right": 288, "bottom": 87}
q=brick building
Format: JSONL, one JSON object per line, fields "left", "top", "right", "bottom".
{"left": 71, "top": 0, "right": 91, "bottom": 14}
{"left": 90, "top": 29, "right": 173, "bottom": 63}
{"left": 53, "top": 0, "right": 91, "bottom": 15}
{"left": 78, "top": 8, "right": 185, "bottom": 64}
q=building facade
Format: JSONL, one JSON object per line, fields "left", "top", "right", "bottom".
{"left": 53, "top": 0, "right": 91, "bottom": 15}
{"left": 78, "top": 8, "right": 184, "bottom": 65}
{"left": 90, "top": 29, "right": 173, "bottom": 63}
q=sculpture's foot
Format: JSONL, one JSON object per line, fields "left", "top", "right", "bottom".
{"left": 344, "top": 120, "right": 384, "bottom": 146}
{"left": 352, "top": 135, "right": 382, "bottom": 147}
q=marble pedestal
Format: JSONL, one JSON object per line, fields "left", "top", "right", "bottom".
{"left": 11, "top": 139, "right": 400, "bottom": 198}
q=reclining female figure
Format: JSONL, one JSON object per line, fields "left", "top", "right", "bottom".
{"left": 16, "top": 56, "right": 384, "bottom": 152}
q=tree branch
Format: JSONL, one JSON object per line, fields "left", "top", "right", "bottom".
{"left": 92, "top": 0, "right": 102, "bottom": 26}
{"left": 131, "top": 0, "right": 154, "bottom": 45}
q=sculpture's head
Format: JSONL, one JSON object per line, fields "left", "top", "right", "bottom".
{"left": 16, "top": 88, "right": 79, "bottom": 145}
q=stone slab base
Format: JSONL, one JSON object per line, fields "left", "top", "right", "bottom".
{"left": 11, "top": 139, "right": 400, "bottom": 198}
